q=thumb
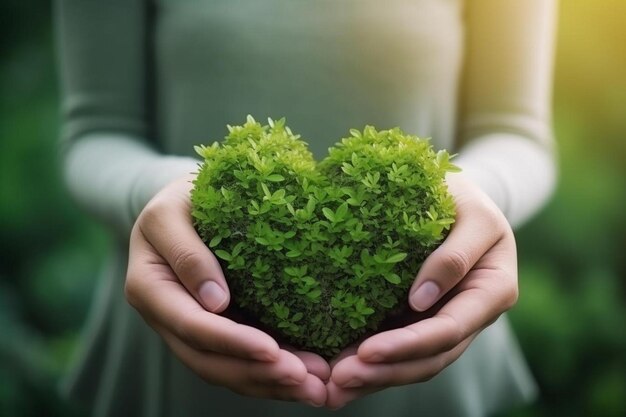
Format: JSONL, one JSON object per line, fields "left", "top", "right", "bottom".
{"left": 408, "top": 200, "right": 503, "bottom": 312}
{"left": 138, "top": 183, "right": 231, "bottom": 313}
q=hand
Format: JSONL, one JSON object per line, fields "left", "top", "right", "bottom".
{"left": 125, "top": 175, "right": 329, "bottom": 406}
{"left": 326, "top": 172, "right": 519, "bottom": 409}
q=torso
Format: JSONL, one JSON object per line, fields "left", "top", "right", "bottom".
{"left": 152, "top": 0, "right": 464, "bottom": 158}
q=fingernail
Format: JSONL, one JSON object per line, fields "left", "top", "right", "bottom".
{"left": 198, "top": 281, "right": 227, "bottom": 311}
{"left": 410, "top": 281, "right": 440, "bottom": 311}
{"left": 342, "top": 378, "right": 363, "bottom": 388}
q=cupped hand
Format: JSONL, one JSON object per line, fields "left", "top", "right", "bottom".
{"left": 125, "top": 175, "right": 329, "bottom": 406}
{"left": 326, "top": 172, "right": 519, "bottom": 409}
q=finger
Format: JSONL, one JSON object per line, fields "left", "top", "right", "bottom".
{"left": 126, "top": 235, "right": 280, "bottom": 361}
{"left": 332, "top": 335, "right": 472, "bottom": 390}
{"left": 283, "top": 346, "right": 331, "bottom": 382}
{"left": 325, "top": 379, "right": 380, "bottom": 410}
{"left": 164, "top": 333, "right": 306, "bottom": 385}
{"left": 261, "top": 374, "right": 327, "bottom": 407}
{"left": 258, "top": 374, "right": 327, "bottom": 407}
{"left": 408, "top": 198, "right": 507, "bottom": 312}
{"left": 359, "top": 260, "right": 516, "bottom": 362}
{"left": 138, "top": 183, "right": 230, "bottom": 313}
{"left": 165, "top": 332, "right": 325, "bottom": 405}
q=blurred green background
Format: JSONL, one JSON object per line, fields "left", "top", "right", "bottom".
{"left": 1, "top": 1, "right": 624, "bottom": 416}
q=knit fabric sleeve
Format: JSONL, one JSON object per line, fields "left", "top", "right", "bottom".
{"left": 454, "top": 0, "right": 558, "bottom": 228}
{"left": 55, "top": 0, "right": 198, "bottom": 233}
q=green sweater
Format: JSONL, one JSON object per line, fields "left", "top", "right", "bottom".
{"left": 56, "top": 1, "right": 557, "bottom": 416}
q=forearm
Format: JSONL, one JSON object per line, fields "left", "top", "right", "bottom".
{"left": 63, "top": 134, "right": 198, "bottom": 233}
{"left": 454, "top": 133, "right": 556, "bottom": 228}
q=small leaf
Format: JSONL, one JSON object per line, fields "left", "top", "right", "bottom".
{"left": 383, "top": 273, "right": 402, "bottom": 285}
{"left": 385, "top": 252, "right": 408, "bottom": 264}
{"left": 232, "top": 242, "right": 245, "bottom": 256}
{"left": 261, "top": 183, "right": 271, "bottom": 197}
{"left": 208, "top": 235, "right": 222, "bottom": 248}
{"left": 349, "top": 318, "right": 363, "bottom": 330}
{"left": 361, "top": 307, "right": 375, "bottom": 316}
{"left": 307, "top": 289, "right": 322, "bottom": 300}
{"left": 335, "top": 202, "right": 349, "bottom": 220}
{"left": 322, "top": 207, "right": 335, "bottom": 222}
{"left": 266, "top": 174, "right": 285, "bottom": 182}
{"left": 214, "top": 250, "right": 232, "bottom": 261}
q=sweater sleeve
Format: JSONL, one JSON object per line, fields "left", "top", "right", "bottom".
{"left": 55, "top": 0, "right": 198, "bottom": 233}
{"left": 454, "top": 0, "right": 558, "bottom": 228}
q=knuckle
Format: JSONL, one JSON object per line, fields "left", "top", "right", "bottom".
{"left": 124, "top": 274, "right": 140, "bottom": 308}
{"left": 124, "top": 232, "right": 150, "bottom": 312}
{"left": 244, "top": 361, "right": 275, "bottom": 388}
{"left": 419, "top": 354, "right": 448, "bottom": 382}
{"left": 440, "top": 249, "right": 471, "bottom": 280}
{"left": 138, "top": 197, "right": 166, "bottom": 226}
{"left": 502, "top": 282, "right": 520, "bottom": 311}
{"left": 470, "top": 196, "right": 510, "bottom": 236}
{"left": 473, "top": 193, "right": 499, "bottom": 217}
{"left": 171, "top": 243, "right": 203, "bottom": 278}
{"left": 174, "top": 309, "right": 202, "bottom": 347}
{"left": 440, "top": 313, "right": 465, "bottom": 350}
{"left": 211, "top": 330, "right": 235, "bottom": 355}
{"left": 420, "top": 364, "right": 442, "bottom": 382}
{"left": 124, "top": 263, "right": 144, "bottom": 310}
{"left": 175, "top": 310, "right": 233, "bottom": 354}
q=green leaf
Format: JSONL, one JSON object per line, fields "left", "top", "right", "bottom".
{"left": 322, "top": 207, "right": 335, "bottom": 222}
{"left": 261, "top": 182, "right": 271, "bottom": 197}
{"left": 307, "top": 289, "right": 322, "bottom": 300}
{"left": 271, "top": 188, "right": 286, "bottom": 201}
{"left": 208, "top": 235, "right": 222, "bottom": 248}
{"left": 383, "top": 273, "right": 402, "bottom": 285}
{"left": 385, "top": 252, "right": 408, "bottom": 263}
{"left": 302, "top": 277, "right": 317, "bottom": 286}
{"left": 266, "top": 174, "right": 285, "bottom": 182}
{"left": 214, "top": 250, "right": 232, "bottom": 261}
{"left": 361, "top": 307, "right": 375, "bottom": 316}
{"left": 232, "top": 242, "right": 245, "bottom": 256}
{"left": 273, "top": 303, "right": 289, "bottom": 319}
{"left": 336, "top": 202, "right": 349, "bottom": 220}
{"left": 349, "top": 317, "right": 364, "bottom": 330}
{"left": 255, "top": 237, "right": 270, "bottom": 245}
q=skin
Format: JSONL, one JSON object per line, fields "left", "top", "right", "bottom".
{"left": 125, "top": 171, "right": 518, "bottom": 409}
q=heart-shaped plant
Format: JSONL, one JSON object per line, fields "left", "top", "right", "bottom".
{"left": 191, "top": 116, "right": 458, "bottom": 358}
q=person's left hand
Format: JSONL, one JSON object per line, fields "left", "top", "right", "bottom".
{"left": 325, "top": 172, "right": 519, "bottom": 409}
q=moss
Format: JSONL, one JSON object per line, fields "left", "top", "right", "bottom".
{"left": 191, "top": 116, "right": 458, "bottom": 358}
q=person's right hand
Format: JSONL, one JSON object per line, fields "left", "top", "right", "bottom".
{"left": 125, "top": 175, "right": 328, "bottom": 407}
